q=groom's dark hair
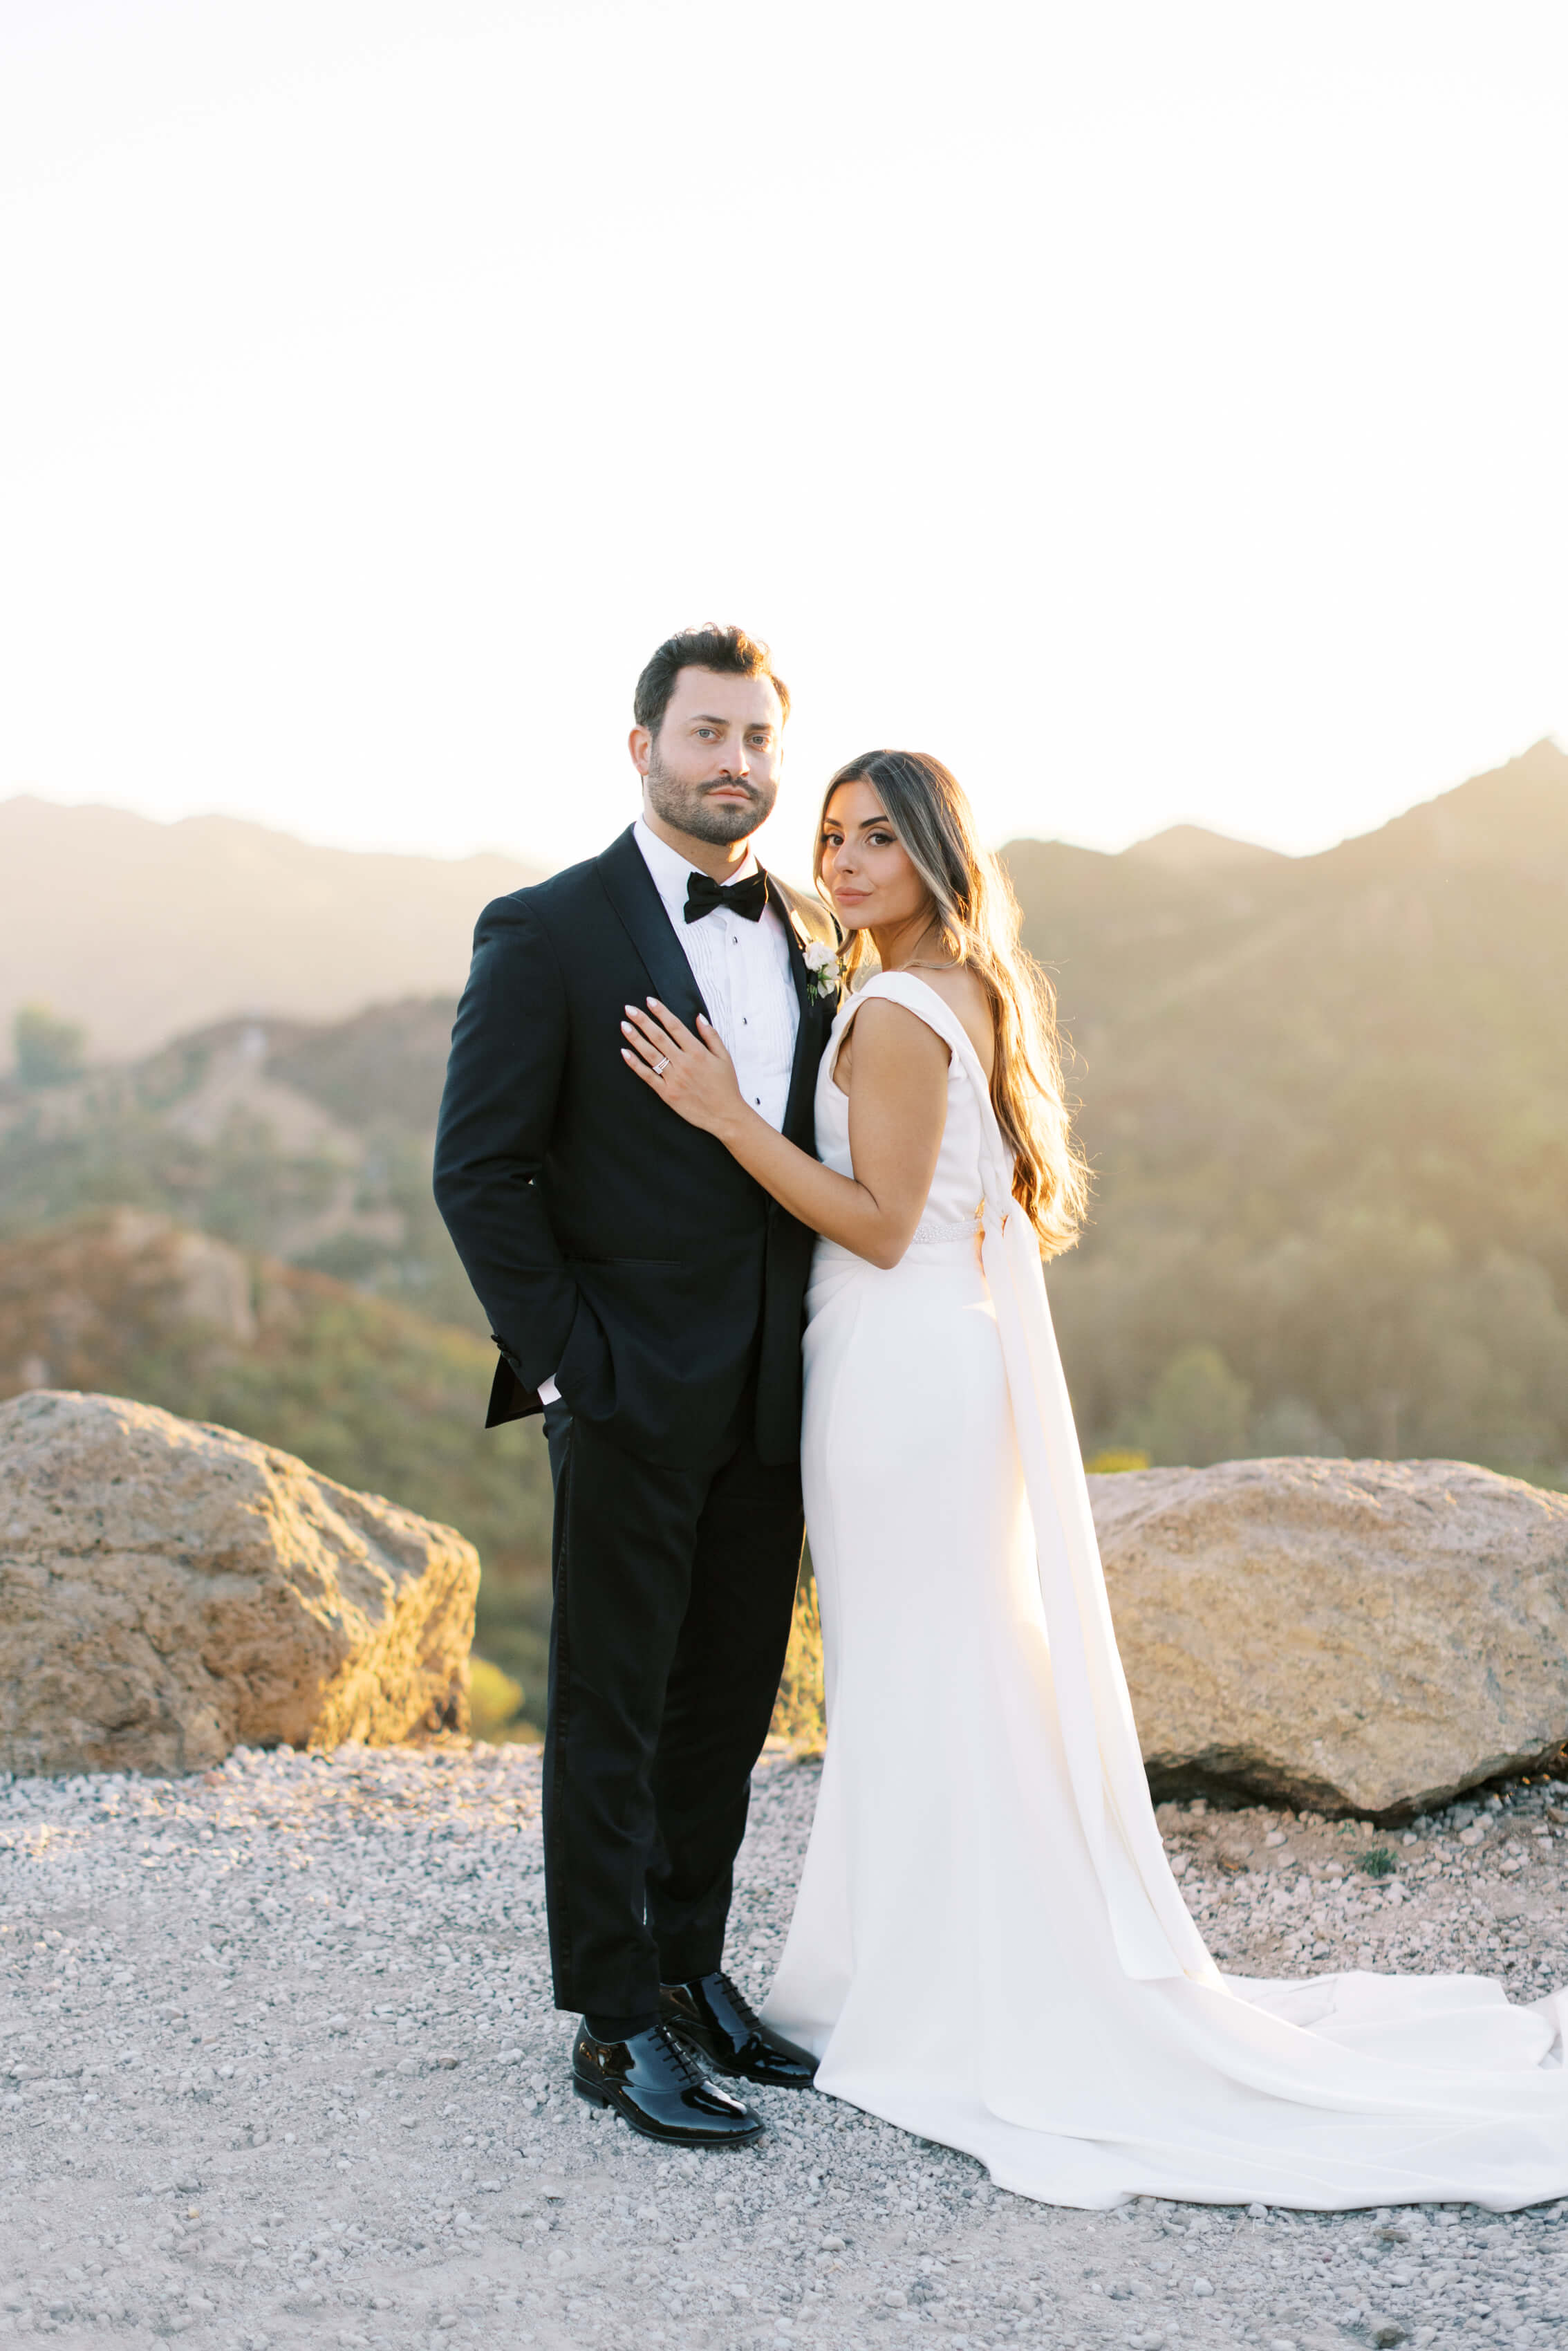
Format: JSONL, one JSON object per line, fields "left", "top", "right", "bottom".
{"left": 634, "top": 625, "right": 790, "bottom": 741}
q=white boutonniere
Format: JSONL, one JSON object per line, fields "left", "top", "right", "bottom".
{"left": 802, "top": 937, "right": 845, "bottom": 1005}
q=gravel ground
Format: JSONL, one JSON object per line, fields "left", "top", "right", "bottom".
{"left": 3, "top": 1741, "right": 1568, "bottom": 2351}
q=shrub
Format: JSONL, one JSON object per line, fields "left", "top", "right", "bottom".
{"left": 770, "top": 1571, "right": 825, "bottom": 1756}
{"left": 468, "top": 1657, "right": 526, "bottom": 1741}
{"left": 13, "top": 1002, "right": 86, "bottom": 1089}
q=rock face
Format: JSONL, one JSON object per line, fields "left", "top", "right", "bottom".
{"left": 1090, "top": 1456, "right": 1568, "bottom": 1818}
{"left": 0, "top": 1390, "right": 480, "bottom": 1776}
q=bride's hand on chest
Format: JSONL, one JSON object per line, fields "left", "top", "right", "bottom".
{"left": 620, "top": 999, "right": 747, "bottom": 1137}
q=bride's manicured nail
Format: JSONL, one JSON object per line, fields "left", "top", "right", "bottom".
{"left": 624, "top": 1005, "right": 637, "bottom": 1017}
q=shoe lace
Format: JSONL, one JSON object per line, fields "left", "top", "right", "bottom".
{"left": 713, "top": 1971, "right": 762, "bottom": 2030}
{"left": 648, "top": 2022, "right": 707, "bottom": 2086}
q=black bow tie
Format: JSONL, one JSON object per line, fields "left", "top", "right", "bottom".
{"left": 683, "top": 869, "right": 769, "bottom": 925}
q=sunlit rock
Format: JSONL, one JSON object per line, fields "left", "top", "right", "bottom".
{"left": 1092, "top": 1456, "right": 1568, "bottom": 1817}
{"left": 0, "top": 1388, "right": 478, "bottom": 1775}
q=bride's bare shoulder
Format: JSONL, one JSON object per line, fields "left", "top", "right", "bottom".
{"left": 904, "top": 963, "right": 996, "bottom": 1079}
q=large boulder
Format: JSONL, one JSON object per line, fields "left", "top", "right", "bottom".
{"left": 1091, "top": 1456, "right": 1568, "bottom": 1819}
{"left": 0, "top": 1390, "right": 480, "bottom": 1776}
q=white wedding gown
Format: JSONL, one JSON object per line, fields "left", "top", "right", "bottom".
{"left": 761, "top": 972, "right": 1568, "bottom": 2211}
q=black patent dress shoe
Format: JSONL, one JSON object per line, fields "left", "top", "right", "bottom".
{"left": 570, "top": 2020, "right": 764, "bottom": 2146}
{"left": 660, "top": 1971, "right": 819, "bottom": 2089}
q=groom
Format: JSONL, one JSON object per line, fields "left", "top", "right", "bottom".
{"left": 434, "top": 625, "right": 836, "bottom": 2146}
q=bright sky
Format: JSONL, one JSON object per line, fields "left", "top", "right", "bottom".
{"left": 2, "top": 1, "right": 1565, "bottom": 881}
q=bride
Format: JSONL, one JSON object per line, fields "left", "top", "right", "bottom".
{"left": 619, "top": 747, "right": 1568, "bottom": 2212}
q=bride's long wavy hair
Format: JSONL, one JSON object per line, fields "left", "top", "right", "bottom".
{"left": 813, "top": 750, "right": 1088, "bottom": 1257}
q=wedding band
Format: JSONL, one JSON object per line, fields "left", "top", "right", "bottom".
{"left": 653, "top": 1054, "right": 670, "bottom": 1075}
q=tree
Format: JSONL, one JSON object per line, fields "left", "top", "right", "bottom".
{"left": 13, "top": 1001, "right": 86, "bottom": 1089}
{"left": 1248, "top": 1395, "right": 1345, "bottom": 1458}
{"left": 1141, "top": 1344, "right": 1251, "bottom": 1467}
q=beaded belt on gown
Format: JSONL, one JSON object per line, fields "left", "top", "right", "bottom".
{"left": 812, "top": 1214, "right": 984, "bottom": 1274}
{"left": 906, "top": 1215, "right": 982, "bottom": 1247}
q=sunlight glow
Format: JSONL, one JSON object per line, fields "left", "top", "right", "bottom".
{"left": 1, "top": 0, "right": 1565, "bottom": 877}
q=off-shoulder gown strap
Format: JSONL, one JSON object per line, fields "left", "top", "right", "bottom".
{"left": 833, "top": 969, "right": 980, "bottom": 1067}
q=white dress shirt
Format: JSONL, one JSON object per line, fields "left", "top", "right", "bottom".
{"left": 537, "top": 819, "right": 801, "bottom": 1406}
{"left": 631, "top": 817, "right": 800, "bottom": 1126}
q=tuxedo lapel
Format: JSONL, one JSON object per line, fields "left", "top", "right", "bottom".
{"left": 597, "top": 830, "right": 825, "bottom": 1149}
{"left": 768, "top": 872, "right": 831, "bottom": 1151}
{"left": 596, "top": 826, "right": 711, "bottom": 1029}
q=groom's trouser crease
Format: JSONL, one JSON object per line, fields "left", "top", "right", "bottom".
{"left": 541, "top": 1399, "right": 804, "bottom": 2024}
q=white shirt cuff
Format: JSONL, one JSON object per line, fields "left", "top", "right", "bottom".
{"left": 537, "top": 1373, "right": 561, "bottom": 1406}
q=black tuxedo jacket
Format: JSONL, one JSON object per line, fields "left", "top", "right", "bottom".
{"left": 433, "top": 826, "right": 839, "bottom": 1469}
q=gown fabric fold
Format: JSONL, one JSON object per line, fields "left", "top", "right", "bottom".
{"left": 760, "top": 970, "right": 1568, "bottom": 2211}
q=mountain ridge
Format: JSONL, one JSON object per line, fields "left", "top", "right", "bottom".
{"left": 6, "top": 736, "right": 1563, "bottom": 1070}
{"left": 0, "top": 795, "right": 543, "bottom": 1064}
{"left": 1121, "top": 823, "right": 1289, "bottom": 873}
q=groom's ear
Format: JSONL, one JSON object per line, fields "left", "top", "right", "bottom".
{"left": 628, "top": 724, "right": 652, "bottom": 780}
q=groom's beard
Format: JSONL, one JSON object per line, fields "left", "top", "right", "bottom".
{"left": 644, "top": 747, "right": 776, "bottom": 847}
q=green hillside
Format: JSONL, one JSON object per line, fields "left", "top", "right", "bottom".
{"left": 0, "top": 1213, "right": 556, "bottom": 1713}
{"left": 1024, "top": 738, "right": 1568, "bottom": 1474}
{"left": 2, "top": 736, "right": 1565, "bottom": 1489}
{"left": 0, "top": 1000, "right": 480, "bottom": 1330}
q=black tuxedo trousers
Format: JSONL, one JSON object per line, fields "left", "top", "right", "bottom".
{"left": 541, "top": 1394, "right": 804, "bottom": 2025}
